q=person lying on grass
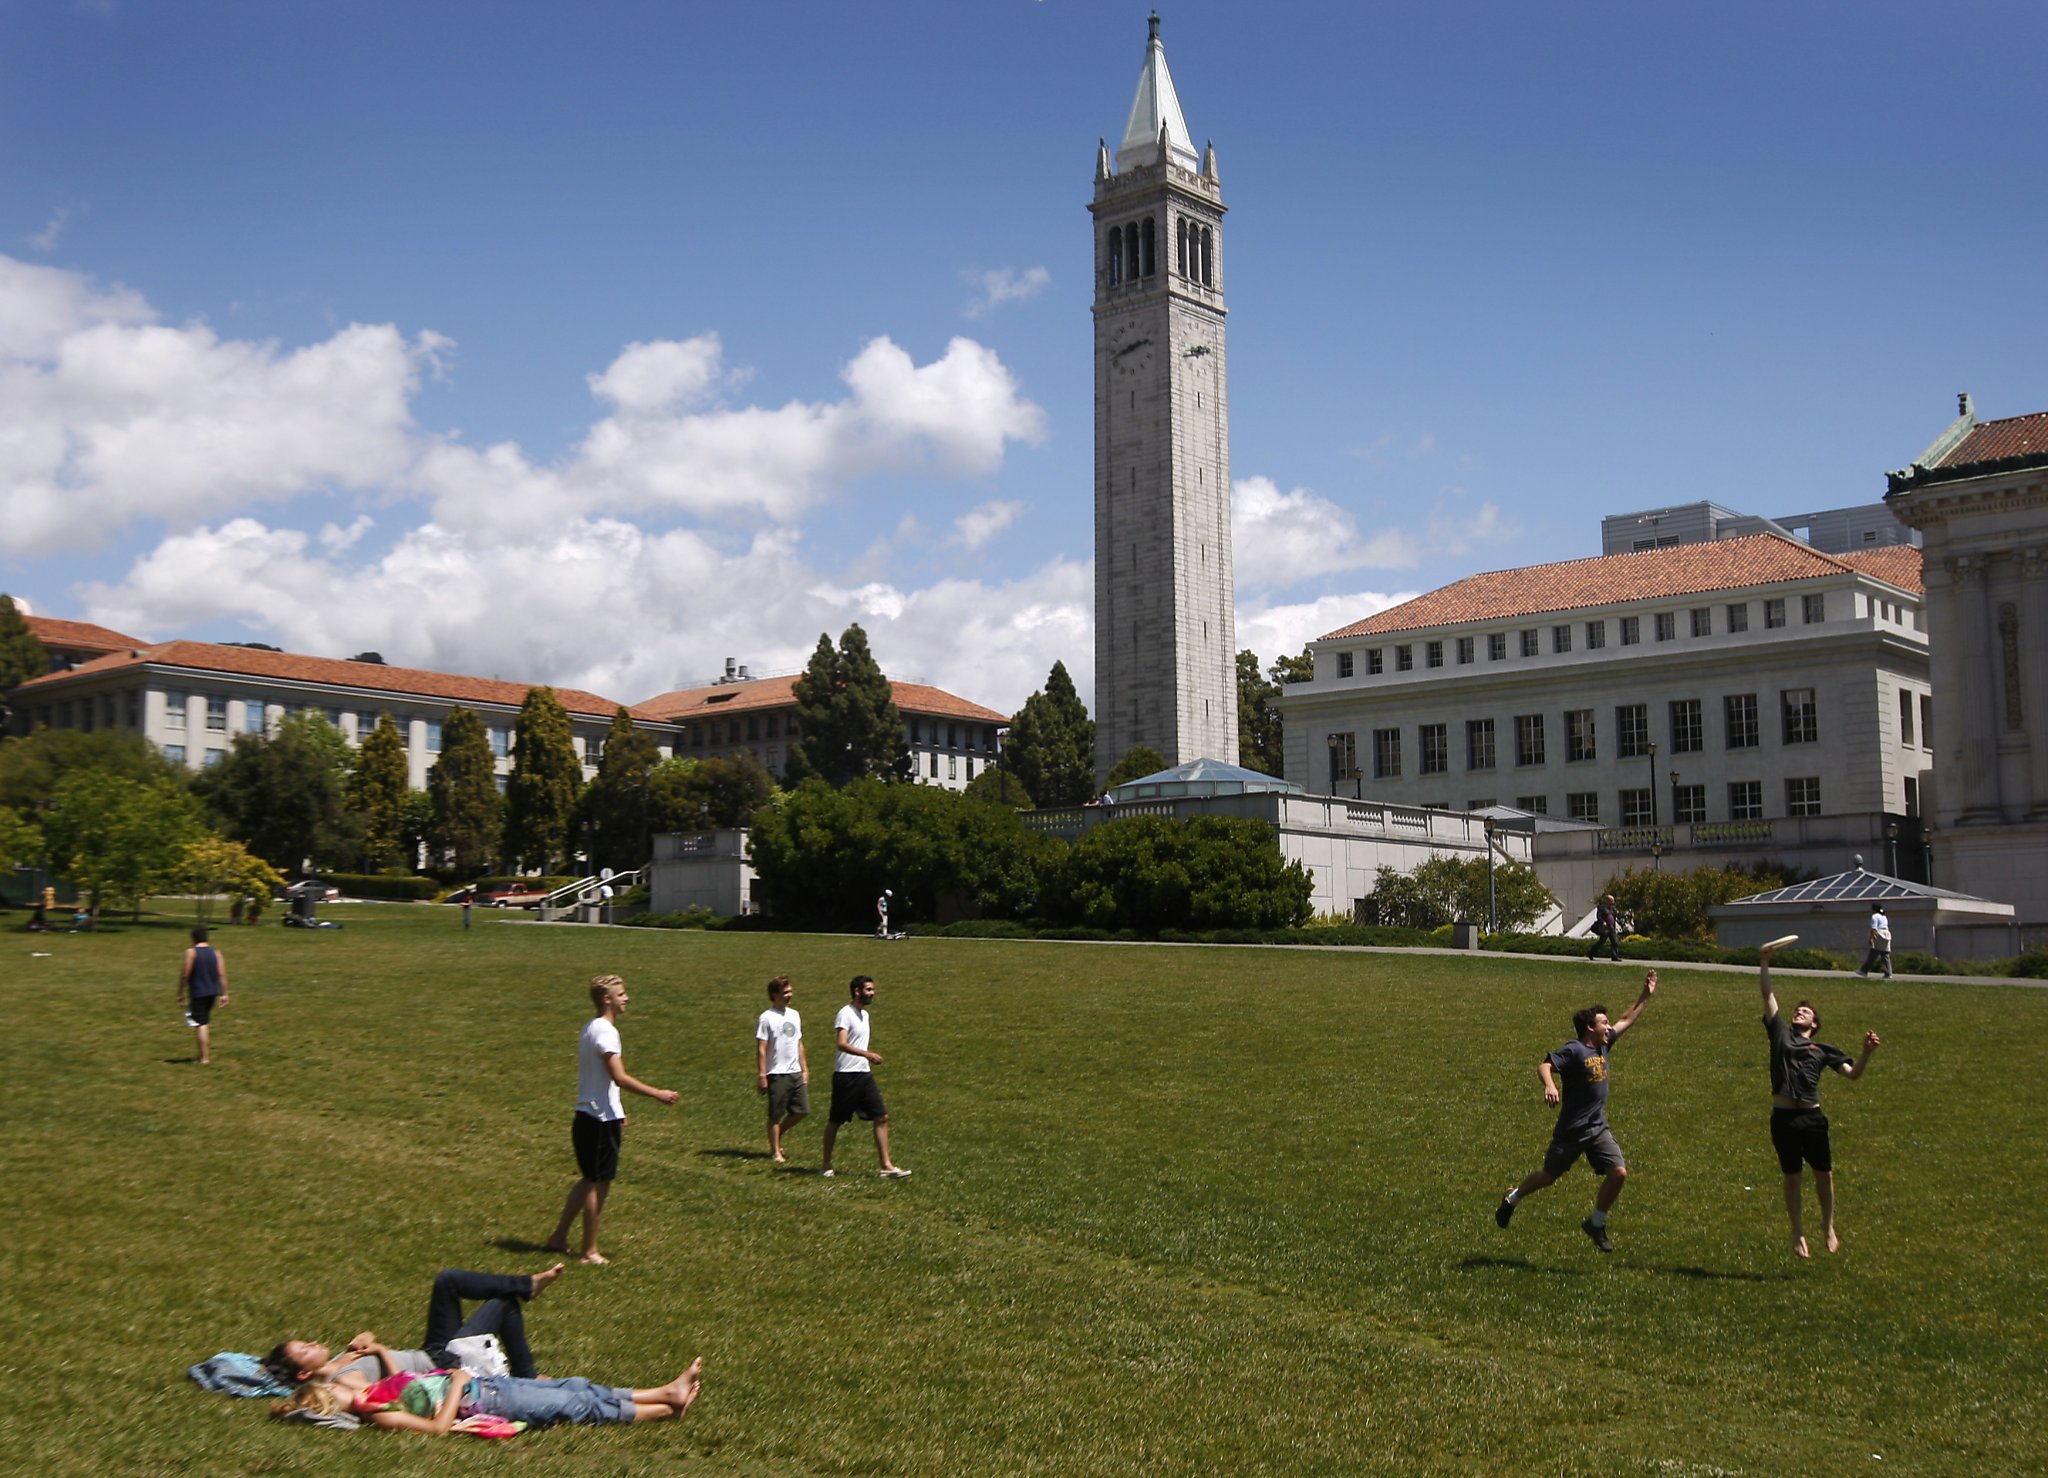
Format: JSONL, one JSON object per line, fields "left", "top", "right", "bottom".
{"left": 263, "top": 1265, "right": 566, "bottom": 1387}
{"left": 270, "top": 1355, "right": 703, "bottom": 1433}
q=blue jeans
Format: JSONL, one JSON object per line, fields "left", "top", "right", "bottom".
{"left": 470, "top": 1374, "right": 634, "bottom": 1425}
{"left": 421, "top": 1269, "right": 537, "bottom": 1379}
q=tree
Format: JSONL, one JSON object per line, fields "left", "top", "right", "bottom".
{"left": 0, "top": 595, "right": 49, "bottom": 724}
{"left": 0, "top": 728, "right": 185, "bottom": 814}
{"left": 1004, "top": 660, "right": 1095, "bottom": 805}
{"left": 0, "top": 805, "right": 43, "bottom": 872}
{"left": 963, "top": 765, "right": 1034, "bottom": 809}
{"left": 425, "top": 706, "right": 501, "bottom": 878}
{"left": 1603, "top": 860, "right": 1806, "bottom": 941}
{"left": 178, "top": 836, "right": 285, "bottom": 923}
{"left": 1236, "top": 650, "right": 1285, "bottom": 777}
{"left": 348, "top": 651, "right": 387, "bottom": 664}
{"left": 786, "top": 624, "right": 909, "bottom": 786}
{"left": 1049, "top": 814, "right": 1314, "bottom": 932}
{"left": 347, "top": 716, "right": 411, "bottom": 871}
{"left": 578, "top": 708, "right": 662, "bottom": 871}
{"left": 192, "top": 713, "right": 350, "bottom": 875}
{"left": 1270, "top": 648, "right": 1314, "bottom": 685}
{"left": 505, "top": 687, "right": 583, "bottom": 873}
{"left": 45, "top": 770, "right": 206, "bottom": 918}
{"left": 646, "top": 753, "right": 775, "bottom": 835}
{"left": 1104, "top": 745, "right": 1169, "bottom": 789}
{"left": 1365, "top": 855, "right": 1554, "bottom": 931}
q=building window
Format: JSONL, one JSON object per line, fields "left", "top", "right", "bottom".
{"left": 1903, "top": 776, "right": 1919, "bottom": 816}
{"left": 1586, "top": 619, "right": 1606, "bottom": 650}
{"left": 1673, "top": 783, "right": 1707, "bottom": 823}
{"left": 1515, "top": 714, "right": 1546, "bottom": 767}
{"left": 1426, "top": 640, "right": 1444, "bottom": 669}
{"left": 425, "top": 721, "right": 442, "bottom": 753}
{"left": 1396, "top": 645, "right": 1413, "bottom": 671}
{"left": 204, "top": 747, "right": 225, "bottom": 767}
{"left": 1728, "top": 780, "right": 1763, "bottom": 820}
{"left": 1620, "top": 788, "right": 1653, "bottom": 826}
{"left": 1373, "top": 727, "right": 1402, "bottom": 779}
{"left": 163, "top": 743, "right": 186, "bottom": 765}
{"left": 1670, "top": 699, "right": 1703, "bottom": 754}
{"left": 206, "top": 696, "right": 228, "bottom": 732}
{"left": 1552, "top": 625, "right": 1572, "bottom": 654}
{"left": 947, "top": 754, "right": 957, "bottom": 780}
{"left": 1786, "top": 777, "right": 1822, "bottom": 816}
{"left": 1520, "top": 629, "right": 1539, "bottom": 658}
{"left": 1691, "top": 607, "right": 1712, "bottom": 637}
{"left": 747, "top": 716, "right": 761, "bottom": 741}
{"left": 1725, "top": 694, "right": 1760, "bottom": 749}
{"left": 1781, "top": 688, "right": 1818, "bottom": 745}
{"left": 1565, "top": 709, "right": 1596, "bottom": 763}
{"left": 1764, "top": 598, "right": 1787, "bottom": 629}
{"left": 1329, "top": 731, "right": 1357, "bottom": 788}
{"left": 1466, "top": 718, "right": 1496, "bottom": 771}
{"left": 1919, "top": 695, "right": 1933, "bottom": 751}
{"left": 1727, "top": 602, "right": 1749, "bottom": 633}
{"left": 930, "top": 751, "right": 939, "bottom": 777}
{"left": 164, "top": 691, "right": 187, "bottom": 729}
{"left": 1611, "top": 704, "right": 1646, "bottom": 759}
{"left": 1366, "top": 648, "right": 1383, "bottom": 675}
{"left": 1802, "top": 593, "right": 1826, "bottom": 624}
{"left": 1898, "top": 691, "right": 1915, "bottom": 747}
{"left": 1455, "top": 636, "right": 1474, "bottom": 665}
{"left": 1516, "top": 794, "right": 1548, "bottom": 814}
{"left": 1488, "top": 632, "right": 1506, "bottom": 662}
{"left": 1420, "top": 723, "right": 1448, "bottom": 774}
{"left": 1567, "top": 791, "right": 1599, "bottom": 822}
{"left": 1337, "top": 651, "right": 1354, "bottom": 679}
{"left": 966, "top": 757, "right": 976, "bottom": 780}
{"left": 1619, "top": 616, "right": 1640, "bottom": 646}
{"left": 1655, "top": 611, "right": 1676, "bottom": 642}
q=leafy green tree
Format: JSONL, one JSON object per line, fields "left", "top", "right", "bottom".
{"left": 1236, "top": 650, "right": 1285, "bottom": 777}
{"left": 0, "top": 596, "right": 50, "bottom": 724}
{"left": 1603, "top": 860, "right": 1805, "bottom": 941}
{"left": 1270, "top": 648, "right": 1314, "bottom": 685}
{"left": 178, "top": 836, "right": 285, "bottom": 923}
{"left": 578, "top": 708, "right": 663, "bottom": 870}
{"left": 45, "top": 770, "right": 206, "bottom": 918}
{"left": 646, "top": 753, "right": 775, "bottom": 835}
{"left": 347, "top": 716, "right": 411, "bottom": 871}
{"left": 749, "top": 777, "right": 1060, "bottom": 927}
{"left": 1104, "top": 745, "right": 1169, "bottom": 789}
{"left": 0, "top": 728, "right": 185, "bottom": 813}
{"left": 505, "top": 687, "right": 583, "bottom": 872}
{"left": 786, "top": 624, "right": 909, "bottom": 786}
{"left": 425, "top": 706, "right": 501, "bottom": 878}
{"left": 1365, "top": 855, "right": 1554, "bottom": 931}
{"left": 1004, "top": 660, "right": 1094, "bottom": 805}
{"left": 1049, "top": 814, "right": 1313, "bottom": 932}
{"left": 398, "top": 790, "right": 436, "bottom": 872}
{"left": 0, "top": 805, "right": 43, "bottom": 871}
{"left": 963, "top": 765, "right": 1034, "bottom": 809}
{"left": 193, "top": 713, "right": 350, "bottom": 875}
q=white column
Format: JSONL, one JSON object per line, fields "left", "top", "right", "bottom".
{"left": 2021, "top": 547, "right": 2048, "bottom": 820}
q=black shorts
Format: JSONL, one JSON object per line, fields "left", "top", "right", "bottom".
{"left": 186, "top": 994, "right": 218, "bottom": 1026}
{"left": 1771, "top": 1107, "right": 1832, "bottom": 1175}
{"left": 829, "top": 1071, "right": 887, "bottom": 1125}
{"left": 1543, "top": 1128, "right": 1625, "bottom": 1177}
{"left": 572, "top": 1112, "right": 624, "bottom": 1181}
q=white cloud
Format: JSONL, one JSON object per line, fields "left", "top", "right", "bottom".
{"left": 950, "top": 499, "right": 1026, "bottom": 551}
{"left": 29, "top": 205, "right": 77, "bottom": 253}
{"left": 1235, "top": 589, "right": 1417, "bottom": 662}
{"left": 1230, "top": 474, "right": 1421, "bottom": 589}
{"left": 962, "top": 266, "right": 1051, "bottom": 319}
{"left": 586, "top": 334, "right": 730, "bottom": 414}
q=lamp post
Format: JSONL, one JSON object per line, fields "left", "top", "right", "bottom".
{"left": 1483, "top": 815, "right": 1498, "bottom": 935}
{"left": 1885, "top": 821, "right": 1899, "bottom": 877}
{"left": 1922, "top": 826, "right": 1934, "bottom": 885}
{"left": 1325, "top": 736, "right": 1340, "bottom": 799}
{"left": 1646, "top": 740, "right": 1659, "bottom": 833}
{"left": 1650, "top": 838, "right": 1662, "bottom": 873}
{"left": 1670, "top": 769, "right": 1681, "bottom": 829}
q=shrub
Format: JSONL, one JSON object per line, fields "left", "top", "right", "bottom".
{"left": 1364, "top": 855, "right": 1553, "bottom": 931}
{"left": 1048, "top": 814, "right": 1313, "bottom": 932}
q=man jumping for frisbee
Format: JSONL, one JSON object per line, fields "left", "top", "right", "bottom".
{"left": 1495, "top": 971, "right": 1657, "bottom": 1252}
{"left": 1759, "top": 940, "right": 1880, "bottom": 1258}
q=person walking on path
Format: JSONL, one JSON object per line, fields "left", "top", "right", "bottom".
{"left": 756, "top": 974, "right": 810, "bottom": 1163}
{"left": 1586, "top": 894, "right": 1623, "bottom": 961}
{"left": 545, "top": 975, "right": 678, "bottom": 1265}
{"left": 1759, "top": 942, "right": 1880, "bottom": 1258}
{"left": 1495, "top": 971, "right": 1657, "bottom": 1252}
{"left": 1856, "top": 904, "right": 1893, "bottom": 978}
{"left": 820, "top": 975, "right": 910, "bottom": 1179}
{"left": 178, "top": 925, "right": 230, "bottom": 1065}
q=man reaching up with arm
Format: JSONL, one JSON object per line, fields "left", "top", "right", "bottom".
{"left": 1759, "top": 941, "right": 1879, "bottom": 1258}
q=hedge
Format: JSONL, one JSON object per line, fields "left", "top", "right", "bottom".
{"left": 323, "top": 873, "right": 442, "bottom": 901}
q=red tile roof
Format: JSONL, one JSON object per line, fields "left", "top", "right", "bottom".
{"left": 639, "top": 674, "right": 1006, "bottom": 725}
{"left": 16, "top": 640, "right": 647, "bottom": 720}
{"left": 22, "top": 614, "right": 147, "bottom": 654}
{"left": 1320, "top": 534, "right": 1923, "bottom": 640}
{"left": 1936, "top": 411, "right": 2048, "bottom": 468}
{"left": 1833, "top": 545, "right": 1924, "bottom": 594}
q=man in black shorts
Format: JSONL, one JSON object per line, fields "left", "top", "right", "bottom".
{"left": 1759, "top": 942, "right": 1879, "bottom": 1258}
{"left": 1495, "top": 971, "right": 1657, "bottom": 1252}
{"left": 820, "top": 975, "right": 910, "bottom": 1179}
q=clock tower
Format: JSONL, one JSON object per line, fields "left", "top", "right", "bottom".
{"left": 1092, "top": 13, "right": 1237, "bottom": 778}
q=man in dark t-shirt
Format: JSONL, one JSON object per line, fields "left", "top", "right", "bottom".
{"left": 1495, "top": 971, "right": 1657, "bottom": 1252}
{"left": 1758, "top": 943, "right": 1879, "bottom": 1258}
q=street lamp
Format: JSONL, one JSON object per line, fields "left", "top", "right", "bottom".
{"left": 1670, "top": 769, "right": 1681, "bottom": 828}
{"left": 1646, "top": 740, "right": 1659, "bottom": 832}
{"left": 1483, "top": 815, "right": 1498, "bottom": 935}
{"left": 1886, "top": 821, "right": 1899, "bottom": 878}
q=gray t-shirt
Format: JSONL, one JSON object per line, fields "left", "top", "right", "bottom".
{"left": 1546, "top": 1036, "right": 1615, "bottom": 1142}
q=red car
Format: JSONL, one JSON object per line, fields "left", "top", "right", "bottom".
{"left": 484, "top": 882, "right": 552, "bottom": 909}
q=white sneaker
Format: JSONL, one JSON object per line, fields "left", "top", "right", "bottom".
{"left": 880, "top": 1167, "right": 913, "bottom": 1178}
{"left": 821, "top": 1168, "right": 835, "bottom": 1178}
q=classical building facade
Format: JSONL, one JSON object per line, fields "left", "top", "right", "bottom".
{"left": 1887, "top": 395, "right": 2048, "bottom": 927}
{"left": 1274, "top": 534, "right": 1931, "bottom": 830}
{"left": 1092, "top": 15, "right": 1237, "bottom": 776}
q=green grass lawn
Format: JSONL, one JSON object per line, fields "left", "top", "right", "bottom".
{"left": 5, "top": 905, "right": 2044, "bottom": 1475}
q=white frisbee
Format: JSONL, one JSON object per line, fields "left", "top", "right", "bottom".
{"left": 1760, "top": 934, "right": 1800, "bottom": 952}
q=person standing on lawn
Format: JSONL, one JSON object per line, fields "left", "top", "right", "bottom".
{"left": 1759, "top": 942, "right": 1880, "bottom": 1258}
{"left": 820, "top": 975, "right": 910, "bottom": 1179}
{"left": 1495, "top": 971, "right": 1657, "bottom": 1252}
{"left": 546, "top": 975, "right": 678, "bottom": 1264}
{"left": 178, "top": 925, "right": 230, "bottom": 1066}
{"left": 1586, "top": 893, "right": 1622, "bottom": 961}
{"left": 756, "top": 974, "right": 810, "bottom": 1163}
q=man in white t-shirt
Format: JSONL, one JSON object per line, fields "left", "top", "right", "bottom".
{"left": 544, "top": 974, "right": 678, "bottom": 1264}
{"left": 820, "top": 974, "right": 910, "bottom": 1179}
{"left": 1856, "top": 904, "right": 1894, "bottom": 979}
{"left": 755, "top": 973, "right": 810, "bottom": 1163}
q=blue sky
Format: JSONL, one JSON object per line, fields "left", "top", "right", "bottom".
{"left": 4, "top": 0, "right": 2044, "bottom": 714}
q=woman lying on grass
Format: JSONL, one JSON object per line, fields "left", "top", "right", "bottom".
{"left": 270, "top": 1356, "right": 703, "bottom": 1433}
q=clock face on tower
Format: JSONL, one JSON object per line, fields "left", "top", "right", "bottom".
{"left": 1110, "top": 323, "right": 1154, "bottom": 377}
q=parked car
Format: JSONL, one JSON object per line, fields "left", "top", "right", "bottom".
{"left": 484, "top": 882, "right": 552, "bottom": 909}
{"left": 275, "top": 878, "right": 341, "bottom": 902}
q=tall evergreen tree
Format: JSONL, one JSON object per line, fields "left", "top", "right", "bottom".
{"left": 1237, "top": 649, "right": 1285, "bottom": 778}
{"left": 787, "top": 624, "right": 909, "bottom": 786}
{"left": 505, "top": 686, "right": 583, "bottom": 872}
{"left": 348, "top": 715, "right": 411, "bottom": 871}
{"left": 1104, "top": 744, "right": 1169, "bottom": 789}
{"left": 578, "top": 707, "right": 662, "bottom": 870}
{"left": 1005, "top": 660, "right": 1095, "bottom": 805}
{"left": 425, "top": 706, "right": 502, "bottom": 878}
{"left": 0, "top": 597, "right": 50, "bottom": 723}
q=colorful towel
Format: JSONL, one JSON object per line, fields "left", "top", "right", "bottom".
{"left": 187, "top": 1352, "right": 291, "bottom": 1398}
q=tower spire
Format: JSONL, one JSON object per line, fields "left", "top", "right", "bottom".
{"left": 1118, "top": 12, "right": 1198, "bottom": 172}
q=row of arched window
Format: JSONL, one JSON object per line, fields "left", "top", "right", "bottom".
{"left": 1177, "top": 219, "right": 1214, "bottom": 286}
{"left": 1105, "top": 215, "right": 1215, "bottom": 288}
{"left": 1105, "top": 217, "right": 1154, "bottom": 285}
